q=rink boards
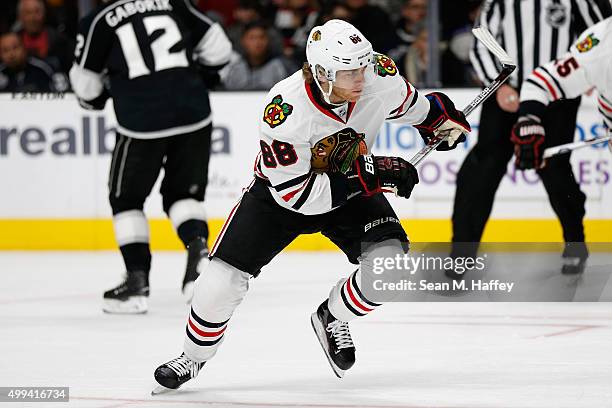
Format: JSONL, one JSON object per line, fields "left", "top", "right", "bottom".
{"left": 0, "top": 90, "right": 610, "bottom": 249}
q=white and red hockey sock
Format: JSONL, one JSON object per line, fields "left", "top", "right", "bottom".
{"left": 327, "top": 269, "right": 382, "bottom": 322}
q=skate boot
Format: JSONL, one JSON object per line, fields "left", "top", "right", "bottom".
{"left": 561, "top": 257, "right": 586, "bottom": 275}
{"left": 311, "top": 300, "right": 355, "bottom": 378}
{"left": 152, "top": 353, "right": 205, "bottom": 394}
{"left": 182, "top": 237, "right": 209, "bottom": 303}
{"left": 103, "top": 270, "right": 149, "bottom": 314}
{"left": 561, "top": 243, "right": 588, "bottom": 275}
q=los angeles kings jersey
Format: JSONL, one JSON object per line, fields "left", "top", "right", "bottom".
{"left": 69, "top": 0, "right": 232, "bottom": 138}
{"left": 520, "top": 16, "right": 612, "bottom": 129}
{"left": 254, "top": 55, "right": 430, "bottom": 215}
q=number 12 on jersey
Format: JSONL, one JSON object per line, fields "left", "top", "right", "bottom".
{"left": 116, "top": 15, "right": 189, "bottom": 79}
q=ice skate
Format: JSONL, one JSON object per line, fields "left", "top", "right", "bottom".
{"left": 561, "top": 257, "right": 587, "bottom": 275}
{"left": 311, "top": 301, "right": 355, "bottom": 378}
{"left": 103, "top": 271, "right": 149, "bottom": 314}
{"left": 561, "top": 243, "right": 588, "bottom": 275}
{"left": 182, "top": 237, "right": 209, "bottom": 303}
{"left": 152, "top": 353, "right": 205, "bottom": 394}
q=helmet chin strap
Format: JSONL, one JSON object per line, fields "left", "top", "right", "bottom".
{"left": 313, "top": 76, "right": 346, "bottom": 106}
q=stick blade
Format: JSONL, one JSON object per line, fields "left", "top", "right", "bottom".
{"left": 472, "top": 27, "right": 515, "bottom": 67}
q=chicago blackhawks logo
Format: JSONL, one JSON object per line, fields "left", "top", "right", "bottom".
{"left": 311, "top": 128, "right": 368, "bottom": 174}
{"left": 576, "top": 33, "right": 600, "bottom": 53}
{"left": 375, "top": 53, "right": 397, "bottom": 77}
{"left": 263, "top": 95, "right": 293, "bottom": 128}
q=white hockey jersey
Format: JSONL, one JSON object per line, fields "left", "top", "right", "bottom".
{"left": 520, "top": 16, "right": 612, "bottom": 128}
{"left": 254, "top": 55, "right": 430, "bottom": 215}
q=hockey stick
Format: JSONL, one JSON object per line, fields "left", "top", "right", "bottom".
{"left": 408, "top": 27, "right": 516, "bottom": 167}
{"left": 543, "top": 134, "right": 612, "bottom": 159}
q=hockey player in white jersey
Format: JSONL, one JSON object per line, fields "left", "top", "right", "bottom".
{"left": 511, "top": 16, "right": 612, "bottom": 273}
{"left": 153, "top": 19, "right": 471, "bottom": 391}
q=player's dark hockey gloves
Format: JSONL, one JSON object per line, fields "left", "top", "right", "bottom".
{"left": 415, "top": 92, "right": 470, "bottom": 151}
{"left": 76, "top": 88, "right": 110, "bottom": 110}
{"left": 511, "top": 117, "right": 546, "bottom": 169}
{"left": 348, "top": 154, "right": 419, "bottom": 198}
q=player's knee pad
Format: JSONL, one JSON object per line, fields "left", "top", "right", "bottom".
{"left": 112, "top": 210, "right": 149, "bottom": 246}
{"left": 191, "top": 258, "right": 250, "bottom": 321}
{"left": 185, "top": 258, "right": 250, "bottom": 361}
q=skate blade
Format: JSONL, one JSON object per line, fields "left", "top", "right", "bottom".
{"left": 151, "top": 385, "right": 174, "bottom": 395}
{"left": 103, "top": 296, "right": 148, "bottom": 314}
{"left": 310, "top": 312, "right": 346, "bottom": 379}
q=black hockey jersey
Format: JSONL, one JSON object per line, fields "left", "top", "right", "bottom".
{"left": 69, "top": 0, "right": 232, "bottom": 139}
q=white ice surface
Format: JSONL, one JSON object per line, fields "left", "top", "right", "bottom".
{"left": 0, "top": 251, "right": 611, "bottom": 408}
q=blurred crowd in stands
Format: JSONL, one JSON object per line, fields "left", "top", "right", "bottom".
{"left": 0, "top": 0, "right": 482, "bottom": 92}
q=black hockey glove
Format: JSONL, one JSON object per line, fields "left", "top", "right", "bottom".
{"left": 414, "top": 92, "right": 470, "bottom": 151}
{"left": 510, "top": 116, "right": 546, "bottom": 169}
{"left": 347, "top": 154, "right": 419, "bottom": 198}
{"left": 77, "top": 87, "right": 110, "bottom": 111}
{"left": 198, "top": 64, "right": 226, "bottom": 89}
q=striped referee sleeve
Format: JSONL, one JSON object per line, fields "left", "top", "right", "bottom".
{"left": 571, "top": 0, "right": 612, "bottom": 33}
{"left": 469, "top": 0, "right": 503, "bottom": 84}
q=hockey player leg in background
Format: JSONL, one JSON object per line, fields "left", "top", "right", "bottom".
{"left": 103, "top": 127, "right": 213, "bottom": 314}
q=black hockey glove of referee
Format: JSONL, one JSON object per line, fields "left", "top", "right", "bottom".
{"left": 347, "top": 154, "right": 419, "bottom": 198}
{"left": 415, "top": 92, "right": 470, "bottom": 151}
{"left": 511, "top": 116, "right": 546, "bottom": 170}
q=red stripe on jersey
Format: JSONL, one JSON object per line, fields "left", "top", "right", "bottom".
{"left": 281, "top": 174, "right": 313, "bottom": 202}
{"left": 305, "top": 82, "right": 355, "bottom": 124}
{"left": 345, "top": 276, "right": 374, "bottom": 313}
{"left": 599, "top": 98, "right": 612, "bottom": 113}
{"left": 189, "top": 318, "right": 226, "bottom": 337}
{"left": 390, "top": 78, "right": 413, "bottom": 115}
{"left": 533, "top": 71, "right": 558, "bottom": 100}
{"left": 346, "top": 101, "right": 356, "bottom": 122}
{"left": 253, "top": 153, "right": 267, "bottom": 179}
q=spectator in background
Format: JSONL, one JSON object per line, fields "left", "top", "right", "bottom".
{"left": 14, "top": 0, "right": 74, "bottom": 74}
{"left": 222, "top": 21, "right": 294, "bottom": 90}
{"left": 343, "top": 0, "right": 395, "bottom": 52}
{"left": 45, "top": 0, "right": 79, "bottom": 39}
{"left": 388, "top": 0, "right": 427, "bottom": 63}
{"left": 441, "top": 0, "right": 480, "bottom": 86}
{"left": 0, "top": 31, "right": 68, "bottom": 92}
{"left": 197, "top": 0, "right": 239, "bottom": 26}
{"left": 273, "top": 0, "right": 319, "bottom": 59}
{"left": 226, "top": 0, "right": 284, "bottom": 56}
{"left": 318, "top": 2, "right": 353, "bottom": 24}
{"left": 402, "top": 27, "right": 427, "bottom": 88}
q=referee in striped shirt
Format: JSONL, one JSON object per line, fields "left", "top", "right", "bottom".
{"left": 449, "top": 0, "right": 611, "bottom": 276}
